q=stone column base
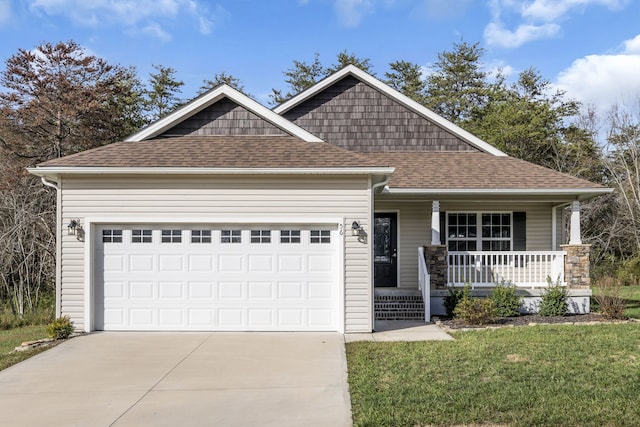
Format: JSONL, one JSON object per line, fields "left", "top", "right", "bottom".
{"left": 561, "top": 244, "right": 591, "bottom": 288}
{"left": 424, "top": 245, "right": 448, "bottom": 289}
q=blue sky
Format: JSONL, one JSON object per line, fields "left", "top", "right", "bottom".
{"left": 0, "top": 0, "right": 639, "bottom": 110}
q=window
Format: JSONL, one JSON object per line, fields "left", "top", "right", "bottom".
{"left": 251, "top": 230, "right": 271, "bottom": 243}
{"left": 221, "top": 229, "right": 241, "bottom": 243}
{"left": 102, "top": 229, "right": 122, "bottom": 243}
{"left": 280, "top": 230, "right": 301, "bottom": 244}
{"left": 132, "top": 229, "right": 152, "bottom": 243}
{"left": 161, "top": 229, "right": 182, "bottom": 243}
{"left": 481, "top": 213, "right": 511, "bottom": 251}
{"left": 447, "top": 213, "right": 476, "bottom": 251}
{"left": 447, "top": 213, "right": 511, "bottom": 252}
{"left": 310, "top": 230, "right": 331, "bottom": 244}
{"left": 191, "top": 230, "right": 211, "bottom": 243}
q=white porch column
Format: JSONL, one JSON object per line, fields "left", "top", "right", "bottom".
{"left": 569, "top": 200, "right": 582, "bottom": 245}
{"left": 431, "top": 200, "right": 441, "bottom": 245}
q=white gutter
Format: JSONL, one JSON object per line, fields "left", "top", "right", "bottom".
{"left": 384, "top": 187, "right": 613, "bottom": 198}
{"left": 40, "top": 177, "right": 59, "bottom": 190}
{"left": 28, "top": 166, "right": 396, "bottom": 177}
{"left": 39, "top": 176, "right": 62, "bottom": 318}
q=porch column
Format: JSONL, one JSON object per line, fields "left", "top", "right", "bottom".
{"left": 569, "top": 200, "right": 582, "bottom": 245}
{"left": 431, "top": 200, "right": 441, "bottom": 245}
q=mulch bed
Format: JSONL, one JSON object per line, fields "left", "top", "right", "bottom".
{"left": 433, "top": 313, "right": 636, "bottom": 330}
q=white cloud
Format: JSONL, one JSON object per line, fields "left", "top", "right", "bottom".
{"left": 484, "top": 21, "right": 560, "bottom": 48}
{"left": 140, "top": 22, "right": 172, "bottom": 42}
{"left": 0, "top": 0, "right": 11, "bottom": 25}
{"left": 522, "top": 0, "right": 628, "bottom": 22}
{"left": 554, "top": 34, "right": 640, "bottom": 110}
{"left": 485, "top": 0, "right": 629, "bottom": 48}
{"left": 28, "top": 0, "right": 228, "bottom": 39}
{"left": 333, "top": 0, "right": 374, "bottom": 27}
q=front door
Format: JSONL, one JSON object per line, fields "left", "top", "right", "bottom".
{"left": 374, "top": 212, "right": 398, "bottom": 287}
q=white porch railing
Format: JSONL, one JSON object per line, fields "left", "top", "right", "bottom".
{"left": 447, "top": 251, "right": 566, "bottom": 288}
{"left": 418, "top": 246, "right": 431, "bottom": 322}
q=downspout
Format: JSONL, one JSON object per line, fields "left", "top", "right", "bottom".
{"left": 41, "top": 177, "right": 62, "bottom": 318}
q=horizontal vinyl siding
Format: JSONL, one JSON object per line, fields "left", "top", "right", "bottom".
{"left": 60, "top": 175, "right": 372, "bottom": 333}
{"left": 375, "top": 198, "right": 555, "bottom": 290}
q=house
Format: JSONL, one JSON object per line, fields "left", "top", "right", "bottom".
{"left": 28, "top": 65, "right": 611, "bottom": 333}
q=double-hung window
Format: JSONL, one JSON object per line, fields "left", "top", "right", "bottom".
{"left": 447, "top": 212, "right": 512, "bottom": 252}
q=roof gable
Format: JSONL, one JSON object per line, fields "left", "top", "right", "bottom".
{"left": 156, "top": 97, "right": 287, "bottom": 138}
{"left": 127, "top": 85, "right": 322, "bottom": 143}
{"left": 274, "top": 65, "right": 506, "bottom": 156}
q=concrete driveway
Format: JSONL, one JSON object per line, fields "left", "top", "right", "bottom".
{"left": 0, "top": 332, "right": 352, "bottom": 427}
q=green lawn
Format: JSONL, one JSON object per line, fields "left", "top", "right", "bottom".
{"left": 0, "top": 325, "right": 53, "bottom": 371}
{"left": 347, "top": 324, "right": 640, "bottom": 427}
{"left": 620, "top": 285, "right": 640, "bottom": 318}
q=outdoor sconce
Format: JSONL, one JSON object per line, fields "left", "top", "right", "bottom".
{"left": 351, "top": 221, "right": 362, "bottom": 236}
{"left": 67, "top": 219, "right": 81, "bottom": 235}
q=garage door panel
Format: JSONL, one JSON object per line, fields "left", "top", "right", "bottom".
{"left": 158, "top": 255, "right": 184, "bottom": 272}
{"left": 96, "top": 225, "right": 339, "bottom": 331}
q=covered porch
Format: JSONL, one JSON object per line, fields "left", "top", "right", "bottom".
{"left": 373, "top": 195, "right": 595, "bottom": 321}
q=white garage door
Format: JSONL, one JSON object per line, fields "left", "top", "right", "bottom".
{"left": 94, "top": 225, "right": 339, "bottom": 331}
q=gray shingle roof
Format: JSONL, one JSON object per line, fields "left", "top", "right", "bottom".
{"left": 38, "top": 135, "right": 387, "bottom": 169}
{"left": 36, "top": 137, "right": 606, "bottom": 191}
{"left": 367, "top": 151, "right": 605, "bottom": 189}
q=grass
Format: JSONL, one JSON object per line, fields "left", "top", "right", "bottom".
{"left": 0, "top": 325, "right": 53, "bottom": 371}
{"left": 347, "top": 324, "right": 640, "bottom": 427}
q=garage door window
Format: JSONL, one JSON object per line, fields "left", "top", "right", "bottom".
{"left": 161, "top": 229, "right": 182, "bottom": 243}
{"left": 102, "top": 229, "right": 122, "bottom": 243}
{"left": 251, "top": 230, "right": 271, "bottom": 243}
{"left": 280, "top": 230, "right": 301, "bottom": 243}
{"left": 221, "top": 229, "right": 241, "bottom": 243}
{"left": 191, "top": 230, "right": 211, "bottom": 243}
{"left": 310, "top": 230, "right": 331, "bottom": 244}
{"left": 132, "top": 229, "right": 152, "bottom": 243}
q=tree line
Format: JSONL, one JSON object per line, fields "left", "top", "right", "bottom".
{"left": 1, "top": 40, "right": 638, "bottom": 318}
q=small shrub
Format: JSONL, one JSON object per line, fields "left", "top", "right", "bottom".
{"left": 453, "top": 297, "right": 497, "bottom": 325}
{"left": 444, "top": 284, "right": 470, "bottom": 317}
{"left": 539, "top": 278, "right": 569, "bottom": 316}
{"left": 47, "top": 316, "right": 74, "bottom": 340}
{"left": 594, "top": 276, "right": 626, "bottom": 319}
{"left": 490, "top": 281, "right": 523, "bottom": 317}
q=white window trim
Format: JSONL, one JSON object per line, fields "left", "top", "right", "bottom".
{"left": 446, "top": 211, "right": 513, "bottom": 251}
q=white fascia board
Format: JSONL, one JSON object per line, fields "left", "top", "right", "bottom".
{"left": 385, "top": 187, "right": 613, "bottom": 199}
{"left": 274, "top": 65, "right": 507, "bottom": 157}
{"left": 126, "top": 85, "right": 323, "bottom": 143}
{"left": 27, "top": 166, "right": 395, "bottom": 176}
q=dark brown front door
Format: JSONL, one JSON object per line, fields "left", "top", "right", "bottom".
{"left": 374, "top": 212, "right": 398, "bottom": 287}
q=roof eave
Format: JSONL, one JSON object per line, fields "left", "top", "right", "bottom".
{"left": 384, "top": 187, "right": 613, "bottom": 200}
{"left": 126, "top": 85, "right": 323, "bottom": 143}
{"left": 28, "top": 166, "right": 395, "bottom": 177}
{"left": 273, "top": 65, "right": 507, "bottom": 157}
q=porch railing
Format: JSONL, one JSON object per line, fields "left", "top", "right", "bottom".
{"left": 418, "top": 246, "right": 431, "bottom": 322}
{"left": 447, "top": 251, "right": 566, "bottom": 288}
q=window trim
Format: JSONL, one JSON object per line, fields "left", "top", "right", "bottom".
{"left": 446, "top": 211, "right": 513, "bottom": 252}
{"left": 132, "top": 229, "right": 152, "bottom": 243}
{"left": 280, "top": 229, "right": 301, "bottom": 244}
{"left": 191, "top": 229, "right": 212, "bottom": 243}
{"left": 310, "top": 229, "right": 331, "bottom": 244}
{"left": 221, "top": 229, "right": 241, "bottom": 244}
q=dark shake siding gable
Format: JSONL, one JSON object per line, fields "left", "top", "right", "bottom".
{"left": 158, "top": 97, "right": 288, "bottom": 138}
{"left": 281, "top": 75, "right": 479, "bottom": 152}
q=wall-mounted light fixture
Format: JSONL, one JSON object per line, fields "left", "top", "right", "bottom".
{"left": 67, "top": 219, "right": 81, "bottom": 236}
{"left": 351, "top": 221, "right": 362, "bottom": 236}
